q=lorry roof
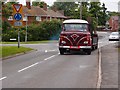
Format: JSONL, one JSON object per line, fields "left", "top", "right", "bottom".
{"left": 63, "top": 19, "right": 88, "bottom": 24}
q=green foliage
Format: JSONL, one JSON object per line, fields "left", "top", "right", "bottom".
{"left": 2, "top": 21, "right": 11, "bottom": 31}
{"left": 52, "top": 2, "right": 77, "bottom": 17}
{"left": 27, "top": 20, "right": 62, "bottom": 41}
{"left": 32, "top": 2, "right": 40, "bottom": 6}
{"left": 2, "top": 20, "right": 62, "bottom": 41}
{"left": 52, "top": 1, "right": 108, "bottom": 29}
{"left": 2, "top": 2, "right": 18, "bottom": 18}
{"left": 32, "top": 1, "right": 49, "bottom": 8}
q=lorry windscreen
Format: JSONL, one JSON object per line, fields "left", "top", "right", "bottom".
{"left": 64, "top": 24, "right": 88, "bottom": 31}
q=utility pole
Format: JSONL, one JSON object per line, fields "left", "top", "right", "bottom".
{"left": 80, "top": 2, "right": 82, "bottom": 19}
{"left": 25, "top": 14, "right": 28, "bottom": 42}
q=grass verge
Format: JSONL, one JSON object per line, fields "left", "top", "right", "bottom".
{"left": 1, "top": 46, "right": 33, "bottom": 58}
{"left": 2, "top": 40, "right": 58, "bottom": 44}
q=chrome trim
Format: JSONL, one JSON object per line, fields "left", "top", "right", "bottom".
{"left": 77, "top": 36, "right": 91, "bottom": 45}
{"left": 59, "top": 46, "right": 91, "bottom": 49}
{"left": 70, "top": 34, "right": 79, "bottom": 41}
{"left": 62, "top": 36, "right": 73, "bottom": 45}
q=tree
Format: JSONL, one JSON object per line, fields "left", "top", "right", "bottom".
{"left": 52, "top": 2, "right": 77, "bottom": 17}
{"left": 99, "top": 3, "right": 107, "bottom": 26}
{"left": 89, "top": 2, "right": 108, "bottom": 26}
{"left": 32, "top": 1, "right": 49, "bottom": 8}
{"left": 32, "top": 2, "right": 40, "bottom": 6}
{"left": 2, "top": 2, "right": 17, "bottom": 31}
{"left": 2, "top": 2, "right": 18, "bottom": 19}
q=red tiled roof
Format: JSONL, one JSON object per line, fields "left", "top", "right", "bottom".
{"left": 23, "top": 6, "right": 47, "bottom": 16}
{"left": 43, "top": 9, "right": 67, "bottom": 18}
{"left": 23, "top": 6, "right": 67, "bottom": 18}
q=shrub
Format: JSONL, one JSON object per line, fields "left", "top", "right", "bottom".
{"left": 2, "top": 19, "right": 62, "bottom": 41}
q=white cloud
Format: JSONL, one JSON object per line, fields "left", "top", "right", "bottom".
{"left": 18, "top": 0, "right": 119, "bottom": 12}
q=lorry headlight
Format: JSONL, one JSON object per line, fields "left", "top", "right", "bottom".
{"left": 84, "top": 41, "right": 88, "bottom": 44}
{"left": 61, "top": 41, "right": 66, "bottom": 44}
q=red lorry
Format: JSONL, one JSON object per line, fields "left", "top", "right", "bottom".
{"left": 59, "top": 19, "right": 98, "bottom": 55}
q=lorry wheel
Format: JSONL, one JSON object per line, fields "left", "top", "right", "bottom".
{"left": 95, "top": 45, "right": 98, "bottom": 49}
{"left": 92, "top": 46, "right": 95, "bottom": 50}
{"left": 86, "top": 50, "right": 91, "bottom": 55}
{"left": 59, "top": 49, "right": 64, "bottom": 55}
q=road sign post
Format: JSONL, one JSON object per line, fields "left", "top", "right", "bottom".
{"left": 17, "top": 28, "right": 20, "bottom": 48}
{"left": 13, "top": 4, "right": 23, "bottom": 48}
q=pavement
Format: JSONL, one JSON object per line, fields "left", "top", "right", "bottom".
{"left": 100, "top": 42, "right": 119, "bottom": 88}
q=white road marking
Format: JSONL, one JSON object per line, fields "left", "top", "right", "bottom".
{"left": 48, "top": 50, "right": 56, "bottom": 52}
{"left": 44, "top": 55, "right": 56, "bottom": 61}
{"left": 0, "top": 76, "right": 7, "bottom": 81}
{"left": 18, "top": 62, "right": 39, "bottom": 72}
{"left": 98, "top": 42, "right": 103, "bottom": 43}
{"left": 18, "top": 53, "right": 59, "bottom": 72}
{"left": 45, "top": 50, "right": 48, "bottom": 53}
{"left": 97, "top": 48, "right": 102, "bottom": 88}
{"left": 39, "top": 61, "right": 44, "bottom": 63}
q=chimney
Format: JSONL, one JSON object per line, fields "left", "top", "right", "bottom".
{"left": 26, "top": 0, "right": 31, "bottom": 9}
{"left": 43, "top": 3, "right": 47, "bottom": 11}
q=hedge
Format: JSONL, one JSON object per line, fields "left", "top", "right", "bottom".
{"left": 2, "top": 19, "right": 62, "bottom": 41}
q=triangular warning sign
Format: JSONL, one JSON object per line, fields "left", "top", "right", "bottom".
{"left": 13, "top": 4, "right": 22, "bottom": 12}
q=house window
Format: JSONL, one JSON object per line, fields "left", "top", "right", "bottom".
{"left": 50, "top": 17, "right": 52, "bottom": 21}
{"left": 36, "top": 16, "right": 41, "bottom": 21}
{"left": 8, "top": 16, "right": 13, "bottom": 20}
{"left": 23, "top": 16, "right": 28, "bottom": 21}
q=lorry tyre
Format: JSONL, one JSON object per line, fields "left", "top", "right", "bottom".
{"left": 59, "top": 48, "right": 64, "bottom": 55}
{"left": 86, "top": 50, "right": 91, "bottom": 55}
{"left": 87, "top": 51, "right": 91, "bottom": 55}
{"left": 95, "top": 45, "right": 98, "bottom": 49}
{"left": 92, "top": 46, "right": 95, "bottom": 50}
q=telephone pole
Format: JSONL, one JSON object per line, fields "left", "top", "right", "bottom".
{"left": 80, "top": 2, "right": 82, "bottom": 19}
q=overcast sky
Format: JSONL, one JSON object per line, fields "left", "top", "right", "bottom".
{"left": 18, "top": 0, "right": 120, "bottom": 12}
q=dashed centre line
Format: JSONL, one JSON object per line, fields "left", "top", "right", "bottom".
{"left": 44, "top": 55, "right": 56, "bottom": 61}
{"left": 18, "top": 62, "right": 39, "bottom": 72}
{"left": 18, "top": 54, "right": 59, "bottom": 73}
{"left": 0, "top": 76, "right": 7, "bottom": 81}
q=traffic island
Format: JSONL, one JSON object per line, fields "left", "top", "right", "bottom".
{"left": 100, "top": 42, "right": 118, "bottom": 88}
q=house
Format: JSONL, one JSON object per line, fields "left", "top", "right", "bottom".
{"left": 8, "top": 2, "right": 67, "bottom": 26}
{"left": 108, "top": 16, "right": 119, "bottom": 31}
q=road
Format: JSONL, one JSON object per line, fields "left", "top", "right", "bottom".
{"left": 1, "top": 31, "right": 115, "bottom": 88}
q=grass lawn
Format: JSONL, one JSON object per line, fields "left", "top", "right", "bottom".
{"left": 2, "top": 40, "right": 58, "bottom": 44}
{"left": 1, "top": 46, "right": 33, "bottom": 58}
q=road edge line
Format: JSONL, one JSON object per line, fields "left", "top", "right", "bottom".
{"left": 97, "top": 48, "right": 102, "bottom": 88}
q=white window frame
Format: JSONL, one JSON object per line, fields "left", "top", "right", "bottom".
{"left": 50, "top": 17, "right": 52, "bottom": 21}
{"left": 23, "top": 16, "right": 28, "bottom": 21}
{"left": 8, "top": 16, "right": 13, "bottom": 20}
{"left": 36, "top": 16, "right": 41, "bottom": 21}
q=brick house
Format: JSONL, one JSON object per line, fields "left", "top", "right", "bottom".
{"left": 108, "top": 16, "right": 119, "bottom": 31}
{"left": 8, "top": 2, "right": 67, "bottom": 26}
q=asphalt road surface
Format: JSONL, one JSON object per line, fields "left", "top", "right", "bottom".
{"left": 1, "top": 31, "right": 115, "bottom": 88}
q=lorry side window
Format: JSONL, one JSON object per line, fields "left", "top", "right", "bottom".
{"left": 64, "top": 24, "right": 88, "bottom": 32}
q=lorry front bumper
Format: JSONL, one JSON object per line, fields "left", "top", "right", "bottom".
{"left": 59, "top": 46, "right": 91, "bottom": 49}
